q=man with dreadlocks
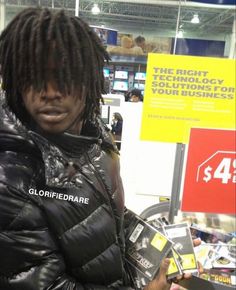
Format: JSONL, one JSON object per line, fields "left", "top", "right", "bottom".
{"left": 0, "top": 7, "right": 192, "bottom": 290}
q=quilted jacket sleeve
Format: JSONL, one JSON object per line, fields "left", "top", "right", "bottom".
{"left": 0, "top": 183, "right": 133, "bottom": 290}
{"left": 123, "top": 207, "right": 138, "bottom": 239}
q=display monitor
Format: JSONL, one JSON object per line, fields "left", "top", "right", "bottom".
{"left": 113, "top": 80, "right": 128, "bottom": 91}
{"left": 134, "top": 82, "right": 145, "bottom": 90}
{"left": 103, "top": 68, "right": 110, "bottom": 78}
{"left": 134, "top": 72, "right": 146, "bottom": 80}
{"left": 90, "top": 25, "right": 118, "bottom": 46}
{"left": 114, "top": 70, "right": 128, "bottom": 79}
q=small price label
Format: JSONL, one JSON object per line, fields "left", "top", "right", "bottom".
{"left": 197, "top": 151, "right": 236, "bottom": 185}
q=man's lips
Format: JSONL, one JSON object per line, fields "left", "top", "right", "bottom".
{"left": 38, "top": 106, "right": 65, "bottom": 114}
{"left": 37, "top": 107, "right": 67, "bottom": 123}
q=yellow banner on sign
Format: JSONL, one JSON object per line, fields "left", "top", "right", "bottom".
{"left": 140, "top": 54, "right": 236, "bottom": 143}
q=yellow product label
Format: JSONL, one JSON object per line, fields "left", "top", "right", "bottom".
{"left": 181, "top": 254, "right": 197, "bottom": 270}
{"left": 167, "top": 257, "right": 179, "bottom": 275}
{"left": 141, "top": 54, "right": 236, "bottom": 143}
{"left": 159, "top": 196, "right": 170, "bottom": 202}
{"left": 151, "top": 232, "right": 167, "bottom": 251}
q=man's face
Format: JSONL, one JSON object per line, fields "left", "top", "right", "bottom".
{"left": 130, "top": 95, "right": 140, "bottom": 102}
{"left": 22, "top": 83, "right": 85, "bottom": 134}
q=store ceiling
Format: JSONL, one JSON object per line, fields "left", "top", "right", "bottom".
{"left": 4, "top": 0, "right": 236, "bottom": 38}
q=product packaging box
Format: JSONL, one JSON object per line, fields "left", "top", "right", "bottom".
{"left": 190, "top": 223, "right": 233, "bottom": 244}
{"left": 126, "top": 216, "right": 173, "bottom": 281}
{"left": 194, "top": 242, "right": 236, "bottom": 270}
{"left": 148, "top": 218, "right": 183, "bottom": 279}
{"left": 164, "top": 223, "right": 198, "bottom": 273}
{"left": 199, "top": 268, "right": 236, "bottom": 287}
{"left": 179, "top": 274, "right": 236, "bottom": 290}
{"left": 189, "top": 225, "right": 236, "bottom": 289}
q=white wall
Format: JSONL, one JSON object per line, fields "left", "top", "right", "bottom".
{"left": 102, "top": 94, "right": 177, "bottom": 215}
{"left": 119, "top": 102, "right": 176, "bottom": 215}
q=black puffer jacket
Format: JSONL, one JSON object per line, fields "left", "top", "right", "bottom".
{"left": 0, "top": 100, "right": 133, "bottom": 290}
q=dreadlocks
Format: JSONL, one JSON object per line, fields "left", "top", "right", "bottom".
{"left": 0, "top": 7, "right": 110, "bottom": 124}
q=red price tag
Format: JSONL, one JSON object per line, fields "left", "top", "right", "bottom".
{"left": 182, "top": 129, "right": 236, "bottom": 214}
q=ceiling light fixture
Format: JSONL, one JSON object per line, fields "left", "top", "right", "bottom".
{"left": 91, "top": 3, "right": 100, "bottom": 15}
{"left": 191, "top": 14, "right": 200, "bottom": 24}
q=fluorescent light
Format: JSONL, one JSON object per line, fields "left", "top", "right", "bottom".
{"left": 91, "top": 3, "right": 100, "bottom": 15}
{"left": 191, "top": 14, "right": 200, "bottom": 24}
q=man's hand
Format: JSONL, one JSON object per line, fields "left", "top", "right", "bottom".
{"left": 144, "top": 258, "right": 171, "bottom": 290}
{"left": 143, "top": 238, "right": 203, "bottom": 290}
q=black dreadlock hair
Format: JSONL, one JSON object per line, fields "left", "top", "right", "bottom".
{"left": 0, "top": 7, "right": 110, "bottom": 124}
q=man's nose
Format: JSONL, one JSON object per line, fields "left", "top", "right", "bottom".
{"left": 41, "top": 92, "right": 63, "bottom": 101}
